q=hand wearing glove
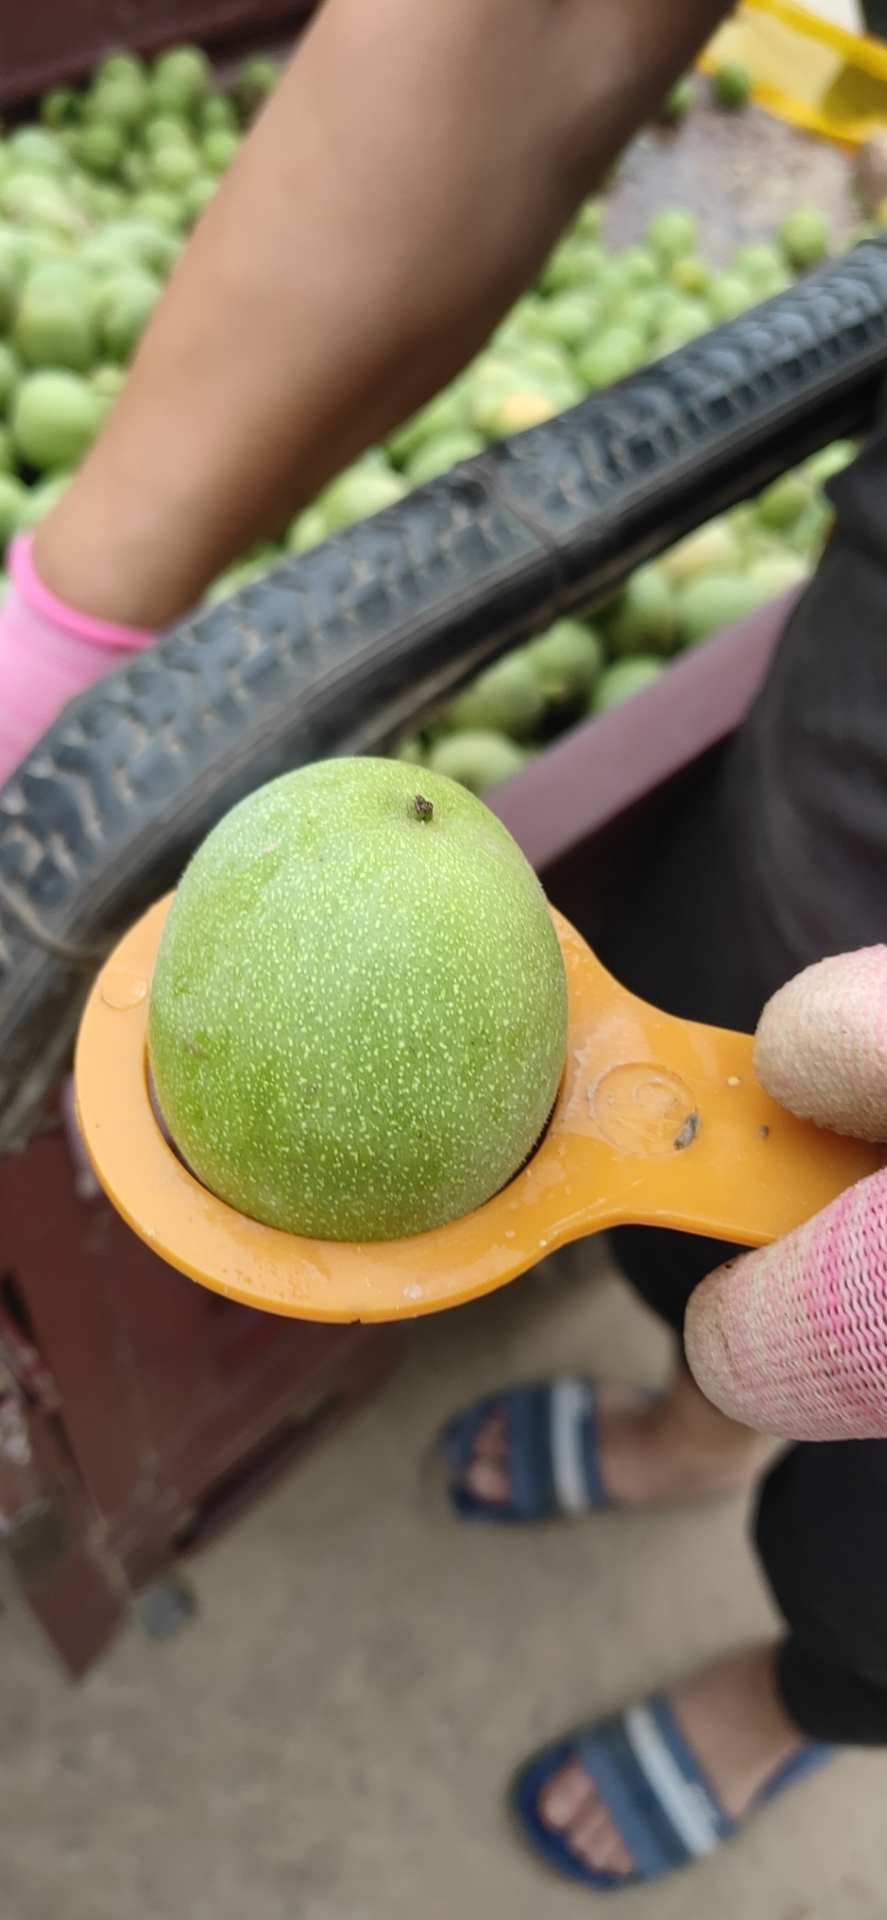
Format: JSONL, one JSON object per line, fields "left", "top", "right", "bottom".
{"left": 686, "top": 946, "right": 887, "bottom": 1442}
{"left": 0, "top": 533, "right": 155, "bottom": 790}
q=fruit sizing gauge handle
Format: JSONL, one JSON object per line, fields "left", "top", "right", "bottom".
{"left": 74, "top": 895, "right": 881, "bottom": 1323}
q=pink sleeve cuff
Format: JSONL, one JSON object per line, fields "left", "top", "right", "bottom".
{"left": 9, "top": 533, "right": 156, "bottom": 651}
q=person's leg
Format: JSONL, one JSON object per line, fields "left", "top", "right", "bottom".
{"left": 533, "top": 420, "right": 887, "bottom": 1873}
{"left": 463, "top": 422, "right": 887, "bottom": 1510}
{"left": 537, "top": 1643, "right": 807, "bottom": 1878}
{"left": 538, "top": 1439, "right": 887, "bottom": 1877}
{"left": 759, "top": 1441, "right": 887, "bottom": 1747}
{"left": 464, "top": 1361, "right": 772, "bottom": 1508}
{"left": 600, "top": 405, "right": 887, "bottom": 1462}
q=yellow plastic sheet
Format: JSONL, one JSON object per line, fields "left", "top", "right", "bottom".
{"left": 701, "top": 0, "right": 887, "bottom": 146}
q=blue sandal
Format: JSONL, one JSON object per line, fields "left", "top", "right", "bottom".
{"left": 438, "top": 1377, "right": 636, "bottom": 1521}
{"left": 510, "top": 1693, "right": 833, "bottom": 1888}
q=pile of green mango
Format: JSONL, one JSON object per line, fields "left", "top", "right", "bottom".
{"left": 393, "top": 439, "right": 853, "bottom": 792}
{"left": 0, "top": 45, "right": 275, "bottom": 545}
{"left": 208, "top": 195, "right": 850, "bottom": 794}
{"left": 204, "top": 193, "right": 849, "bottom": 792}
{"left": 0, "top": 45, "right": 860, "bottom": 788}
{"left": 227, "top": 198, "right": 836, "bottom": 593}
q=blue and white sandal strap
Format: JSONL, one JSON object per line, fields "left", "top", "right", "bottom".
{"left": 549, "top": 1378, "right": 605, "bottom": 1513}
{"left": 439, "top": 1376, "right": 607, "bottom": 1522}
{"left": 510, "top": 1692, "right": 834, "bottom": 1889}
{"left": 576, "top": 1697, "right": 734, "bottom": 1875}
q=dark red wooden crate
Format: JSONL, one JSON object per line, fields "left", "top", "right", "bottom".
{"left": 0, "top": 0, "right": 315, "bottom": 108}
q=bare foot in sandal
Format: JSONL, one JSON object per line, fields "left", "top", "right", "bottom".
{"left": 462, "top": 1362, "right": 776, "bottom": 1512}
{"left": 535, "top": 1643, "right": 809, "bottom": 1881}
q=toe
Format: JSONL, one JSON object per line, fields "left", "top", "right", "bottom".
{"left": 473, "top": 1407, "right": 507, "bottom": 1463}
{"left": 539, "top": 1764, "right": 636, "bottom": 1878}
{"left": 462, "top": 1407, "right": 510, "bottom": 1503}
{"left": 463, "top": 1455, "right": 510, "bottom": 1502}
{"left": 537, "top": 1758, "right": 593, "bottom": 1829}
{"left": 567, "top": 1796, "right": 615, "bottom": 1865}
{"left": 573, "top": 1794, "right": 635, "bottom": 1875}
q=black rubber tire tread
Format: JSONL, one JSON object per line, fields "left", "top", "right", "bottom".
{"left": 2, "top": 236, "right": 887, "bottom": 1147}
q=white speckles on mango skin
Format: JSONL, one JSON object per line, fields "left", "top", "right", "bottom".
{"left": 148, "top": 758, "right": 568, "bottom": 1241}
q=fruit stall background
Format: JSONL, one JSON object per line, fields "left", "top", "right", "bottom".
{"left": 1, "top": 0, "right": 887, "bottom": 1693}
{"left": 0, "top": 5, "right": 882, "bottom": 805}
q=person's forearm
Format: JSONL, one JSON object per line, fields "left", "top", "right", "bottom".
{"left": 37, "top": 0, "right": 729, "bottom": 627}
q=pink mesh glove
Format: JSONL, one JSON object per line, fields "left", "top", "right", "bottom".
{"left": 0, "top": 533, "right": 155, "bottom": 788}
{"left": 686, "top": 947, "right": 887, "bottom": 1442}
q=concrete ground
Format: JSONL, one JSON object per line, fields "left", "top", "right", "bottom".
{"left": 1, "top": 1240, "right": 886, "bottom": 1920}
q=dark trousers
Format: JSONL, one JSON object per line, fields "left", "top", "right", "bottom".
{"left": 595, "top": 414, "right": 887, "bottom": 1746}
{"left": 863, "top": 1, "right": 887, "bottom": 39}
